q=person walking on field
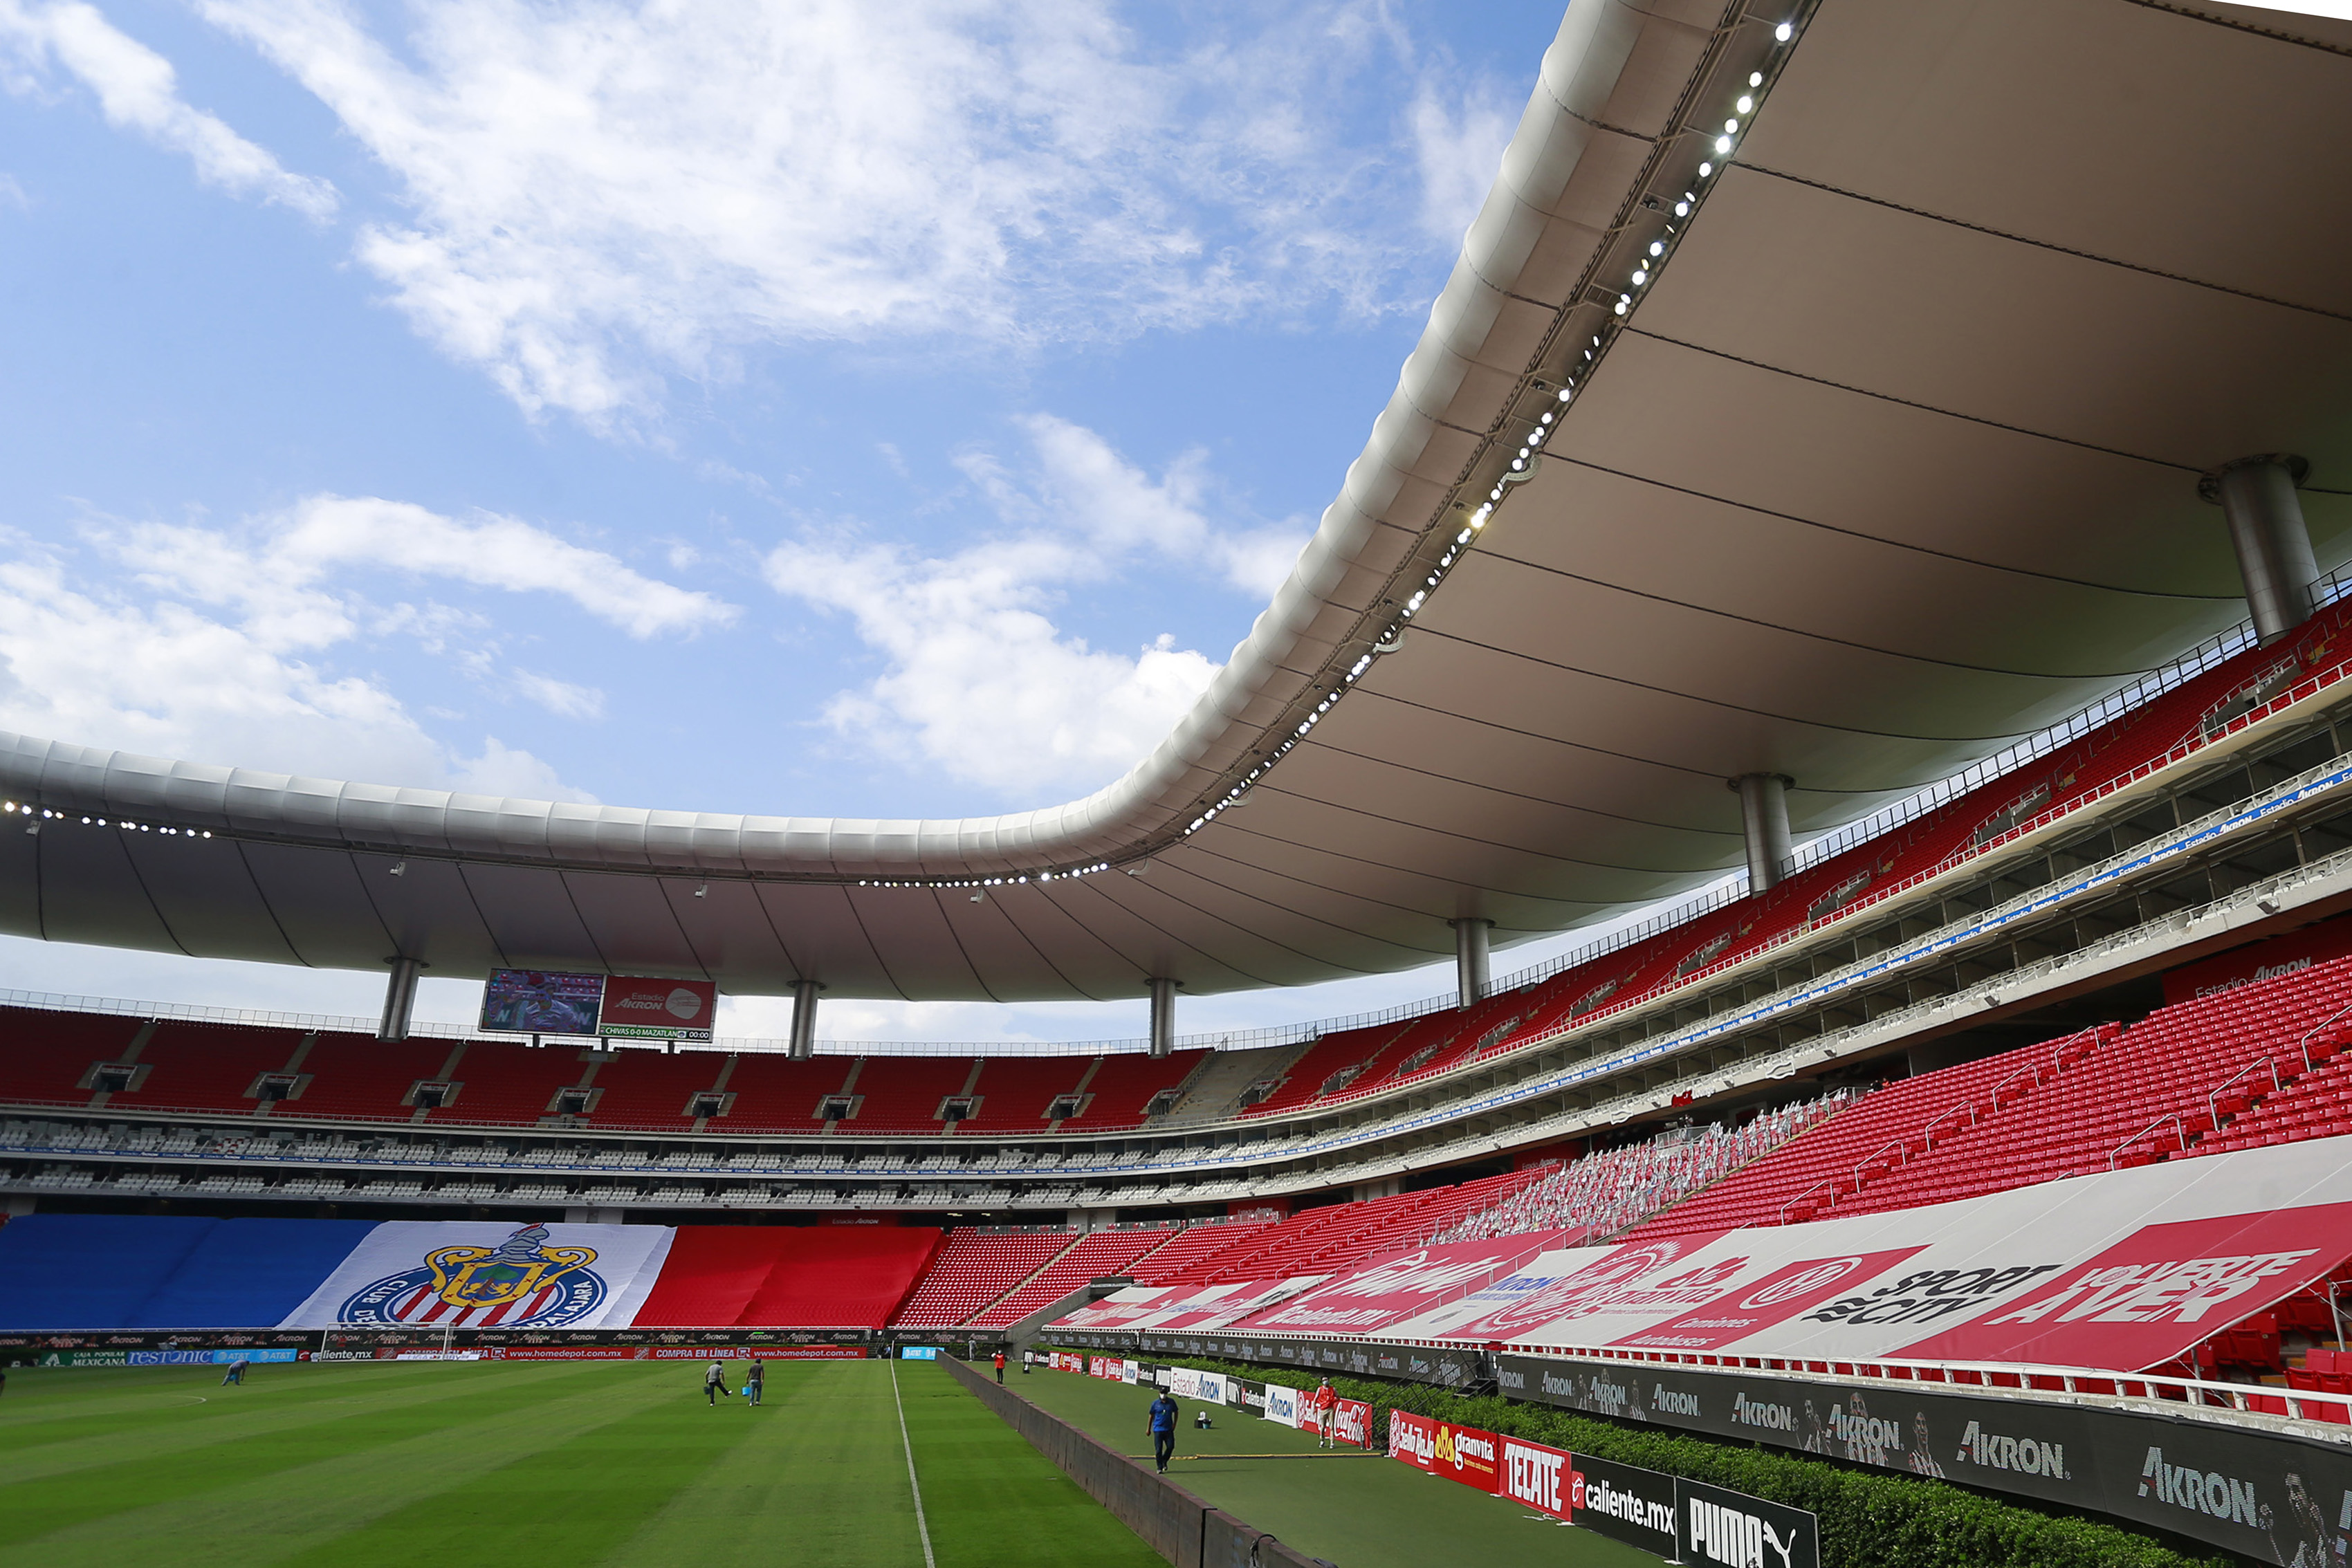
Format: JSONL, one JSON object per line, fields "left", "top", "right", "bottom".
{"left": 993, "top": 1350, "right": 1006, "bottom": 1384}
{"left": 704, "top": 1359, "right": 731, "bottom": 1406}
{"left": 1314, "top": 1378, "right": 1337, "bottom": 1448}
{"left": 1148, "top": 1388, "right": 1179, "bottom": 1473}
{"left": 743, "top": 1358, "right": 764, "bottom": 1407}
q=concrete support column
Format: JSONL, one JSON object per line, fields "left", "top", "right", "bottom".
{"left": 376, "top": 957, "right": 424, "bottom": 1042}
{"left": 1148, "top": 977, "right": 1179, "bottom": 1058}
{"left": 1452, "top": 918, "right": 1491, "bottom": 1009}
{"left": 2204, "top": 455, "right": 2318, "bottom": 646}
{"left": 1729, "top": 773, "right": 1794, "bottom": 893}
{"left": 788, "top": 979, "right": 822, "bottom": 1060}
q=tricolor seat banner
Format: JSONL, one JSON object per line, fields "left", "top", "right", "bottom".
{"left": 0, "top": 1217, "right": 941, "bottom": 1332}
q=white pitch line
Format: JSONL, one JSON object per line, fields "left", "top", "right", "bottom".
{"left": 889, "top": 1358, "right": 940, "bottom": 1568}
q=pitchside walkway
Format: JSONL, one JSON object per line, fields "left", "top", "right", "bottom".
{"left": 1007, "top": 1367, "right": 1653, "bottom": 1568}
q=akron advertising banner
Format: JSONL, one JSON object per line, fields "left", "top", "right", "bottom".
{"left": 1388, "top": 1139, "right": 2352, "bottom": 1374}
{"left": 1496, "top": 1352, "right": 2334, "bottom": 1568}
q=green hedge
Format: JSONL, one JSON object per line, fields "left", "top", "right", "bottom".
{"left": 1068, "top": 1349, "right": 2232, "bottom": 1568}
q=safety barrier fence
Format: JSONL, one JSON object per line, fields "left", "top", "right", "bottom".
{"left": 938, "top": 1352, "right": 1327, "bottom": 1568}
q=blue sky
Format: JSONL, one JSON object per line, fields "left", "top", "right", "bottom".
{"left": 0, "top": 0, "right": 1627, "bottom": 1044}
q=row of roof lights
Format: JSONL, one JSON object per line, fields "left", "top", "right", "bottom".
{"left": 1184, "top": 21, "right": 1794, "bottom": 843}
{"left": 3, "top": 802, "right": 212, "bottom": 838}
{"left": 858, "top": 863, "right": 1112, "bottom": 890}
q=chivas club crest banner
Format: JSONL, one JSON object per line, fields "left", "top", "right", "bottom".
{"left": 279, "top": 1222, "right": 674, "bottom": 1329}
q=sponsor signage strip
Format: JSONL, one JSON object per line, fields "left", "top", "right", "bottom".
{"left": 1499, "top": 1353, "right": 2340, "bottom": 1567}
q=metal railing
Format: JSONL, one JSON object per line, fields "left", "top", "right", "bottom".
{"left": 2109, "top": 1112, "right": 2188, "bottom": 1170}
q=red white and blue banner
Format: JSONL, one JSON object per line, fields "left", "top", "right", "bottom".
{"left": 279, "top": 1221, "right": 676, "bottom": 1329}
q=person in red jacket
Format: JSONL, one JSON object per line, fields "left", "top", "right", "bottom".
{"left": 1312, "top": 1378, "right": 1337, "bottom": 1448}
{"left": 993, "top": 1350, "right": 1007, "bottom": 1384}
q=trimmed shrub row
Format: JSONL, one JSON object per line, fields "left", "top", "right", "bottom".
{"left": 1084, "top": 1350, "right": 2233, "bottom": 1568}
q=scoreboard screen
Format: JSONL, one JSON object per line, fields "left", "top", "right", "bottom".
{"left": 479, "top": 968, "right": 605, "bottom": 1035}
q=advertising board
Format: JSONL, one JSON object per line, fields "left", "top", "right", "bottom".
{"left": 1388, "top": 1410, "right": 1500, "bottom": 1492}
{"left": 1678, "top": 1477, "right": 1819, "bottom": 1568}
{"left": 1496, "top": 1352, "right": 2331, "bottom": 1567}
{"left": 1499, "top": 1435, "right": 1572, "bottom": 1519}
{"left": 1166, "top": 1367, "right": 1226, "bottom": 1403}
{"left": 598, "top": 976, "right": 718, "bottom": 1042}
{"left": 1332, "top": 1396, "right": 1372, "bottom": 1448}
{"left": 900, "top": 1346, "right": 938, "bottom": 1360}
{"left": 1262, "top": 1383, "right": 1301, "bottom": 1428}
{"left": 479, "top": 969, "right": 605, "bottom": 1035}
{"left": 1565, "top": 1454, "right": 1682, "bottom": 1560}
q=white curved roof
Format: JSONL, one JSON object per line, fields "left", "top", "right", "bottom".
{"left": 5, "top": 0, "right": 2349, "bottom": 1002}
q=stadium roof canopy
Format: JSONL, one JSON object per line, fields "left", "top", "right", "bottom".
{"left": 5, "top": 0, "right": 2350, "bottom": 1005}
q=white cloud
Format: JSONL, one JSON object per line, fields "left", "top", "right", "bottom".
{"left": 507, "top": 669, "right": 604, "bottom": 721}
{"left": 0, "top": 549, "right": 587, "bottom": 792}
{"left": 769, "top": 418, "right": 1303, "bottom": 797}
{"left": 0, "top": 491, "right": 708, "bottom": 792}
{"left": 0, "top": 0, "right": 336, "bottom": 218}
{"left": 120, "top": 492, "right": 735, "bottom": 642}
{"left": 1406, "top": 80, "right": 1514, "bottom": 246}
{"left": 194, "top": 0, "right": 1448, "bottom": 421}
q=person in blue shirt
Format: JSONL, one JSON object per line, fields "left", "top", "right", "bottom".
{"left": 1148, "top": 1390, "right": 1179, "bottom": 1473}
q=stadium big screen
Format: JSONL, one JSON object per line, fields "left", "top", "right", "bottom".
{"left": 479, "top": 968, "right": 605, "bottom": 1035}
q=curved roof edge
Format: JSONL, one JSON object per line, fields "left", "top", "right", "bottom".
{"left": 0, "top": 0, "right": 1670, "bottom": 882}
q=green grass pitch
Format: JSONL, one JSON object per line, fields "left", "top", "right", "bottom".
{"left": 0, "top": 1358, "right": 1162, "bottom": 1568}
